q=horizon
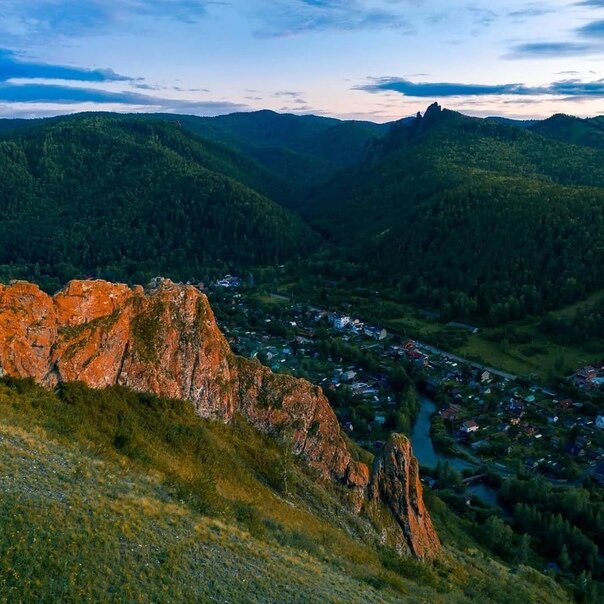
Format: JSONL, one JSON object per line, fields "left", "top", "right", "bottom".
{"left": 0, "top": 1, "right": 603, "bottom": 122}
{"left": 0, "top": 103, "right": 602, "bottom": 126}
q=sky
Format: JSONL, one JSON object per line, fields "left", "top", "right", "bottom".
{"left": 0, "top": 0, "right": 602, "bottom": 122}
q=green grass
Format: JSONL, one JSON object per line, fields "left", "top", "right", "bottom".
{"left": 0, "top": 378, "right": 570, "bottom": 602}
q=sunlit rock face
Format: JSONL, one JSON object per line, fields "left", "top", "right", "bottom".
{"left": 0, "top": 278, "right": 440, "bottom": 559}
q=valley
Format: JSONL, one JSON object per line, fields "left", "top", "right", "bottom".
{"left": 1, "top": 105, "right": 604, "bottom": 601}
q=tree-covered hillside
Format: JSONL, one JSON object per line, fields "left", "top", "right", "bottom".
{"left": 143, "top": 110, "right": 389, "bottom": 193}
{"left": 302, "top": 104, "right": 604, "bottom": 321}
{"left": 0, "top": 116, "right": 316, "bottom": 291}
{"left": 530, "top": 114, "right": 604, "bottom": 150}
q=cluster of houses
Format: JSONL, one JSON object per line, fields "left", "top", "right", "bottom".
{"left": 432, "top": 368, "right": 604, "bottom": 477}
{"left": 571, "top": 362, "right": 604, "bottom": 391}
{"left": 326, "top": 312, "right": 387, "bottom": 340}
{"left": 209, "top": 284, "right": 604, "bottom": 481}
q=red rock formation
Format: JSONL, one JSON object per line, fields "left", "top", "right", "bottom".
{"left": 0, "top": 278, "right": 440, "bottom": 558}
{"left": 369, "top": 434, "right": 440, "bottom": 560}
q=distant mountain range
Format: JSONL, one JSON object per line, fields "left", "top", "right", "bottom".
{"left": 1, "top": 104, "right": 603, "bottom": 321}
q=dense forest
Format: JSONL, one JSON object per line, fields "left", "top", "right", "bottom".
{"left": 1, "top": 106, "right": 604, "bottom": 324}
{"left": 301, "top": 104, "right": 604, "bottom": 322}
{"left": 0, "top": 116, "right": 315, "bottom": 291}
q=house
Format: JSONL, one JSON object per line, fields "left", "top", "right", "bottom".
{"left": 215, "top": 274, "right": 241, "bottom": 288}
{"left": 363, "top": 326, "right": 387, "bottom": 340}
{"left": 557, "top": 398, "right": 574, "bottom": 411}
{"left": 406, "top": 349, "right": 424, "bottom": 361}
{"left": 330, "top": 314, "right": 351, "bottom": 330}
{"left": 480, "top": 371, "right": 491, "bottom": 383}
{"left": 440, "top": 404, "right": 462, "bottom": 421}
{"left": 596, "top": 416, "right": 604, "bottom": 430}
{"left": 341, "top": 370, "right": 357, "bottom": 383}
{"left": 461, "top": 419, "right": 479, "bottom": 434}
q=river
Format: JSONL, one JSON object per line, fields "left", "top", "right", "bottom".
{"left": 411, "top": 395, "right": 499, "bottom": 507}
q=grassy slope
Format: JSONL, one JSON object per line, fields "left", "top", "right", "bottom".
{"left": 0, "top": 379, "right": 567, "bottom": 603}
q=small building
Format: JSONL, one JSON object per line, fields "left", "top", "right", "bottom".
{"left": 341, "top": 370, "right": 357, "bottom": 383}
{"left": 330, "top": 314, "right": 351, "bottom": 330}
{"left": 440, "top": 404, "right": 462, "bottom": 421}
{"left": 461, "top": 419, "right": 479, "bottom": 434}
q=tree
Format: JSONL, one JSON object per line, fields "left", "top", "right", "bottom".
{"left": 515, "top": 533, "right": 531, "bottom": 566}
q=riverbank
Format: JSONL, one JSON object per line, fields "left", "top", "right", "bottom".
{"left": 411, "top": 395, "right": 499, "bottom": 506}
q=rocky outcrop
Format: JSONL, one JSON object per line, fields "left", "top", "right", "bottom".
{"left": 369, "top": 434, "right": 440, "bottom": 560}
{"left": 0, "top": 278, "right": 440, "bottom": 558}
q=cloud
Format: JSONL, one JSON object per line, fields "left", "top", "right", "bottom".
{"left": 0, "top": 82, "right": 246, "bottom": 115}
{"left": 505, "top": 41, "right": 596, "bottom": 58}
{"left": 508, "top": 5, "right": 555, "bottom": 20}
{"left": 357, "top": 77, "right": 604, "bottom": 98}
{"left": 0, "top": 49, "right": 131, "bottom": 83}
{"left": 577, "top": 19, "right": 604, "bottom": 37}
{"left": 253, "top": 0, "right": 414, "bottom": 38}
{"left": 575, "top": 1, "right": 604, "bottom": 6}
{"left": 0, "top": 1, "right": 214, "bottom": 41}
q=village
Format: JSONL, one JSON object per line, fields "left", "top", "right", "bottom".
{"left": 207, "top": 277, "right": 604, "bottom": 493}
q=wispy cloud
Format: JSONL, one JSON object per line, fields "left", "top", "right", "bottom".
{"left": 507, "top": 4, "right": 555, "bottom": 21}
{"left": 358, "top": 76, "right": 604, "bottom": 98}
{"left": 506, "top": 41, "right": 596, "bottom": 58}
{"left": 577, "top": 19, "right": 604, "bottom": 36}
{"left": 0, "top": 49, "right": 131, "bottom": 82}
{"left": 252, "top": 0, "right": 414, "bottom": 38}
{"left": 0, "top": 82, "right": 245, "bottom": 115}
{"left": 505, "top": 3, "right": 604, "bottom": 60}
{"left": 0, "top": 0, "right": 214, "bottom": 41}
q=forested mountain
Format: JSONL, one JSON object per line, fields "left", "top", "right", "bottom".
{"left": 0, "top": 116, "right": 316, "bottom": 291}
{"left": 530, "top": 113, "right": 604, "bottom": 150}
{"left": 138, "top": 110, "right": 389, "bottom": 193}
{"left": 302, "top": 103, "right": 604, "bottom": 321}
{"left": 1, "top": 105, "right": 604, "bottom": 322}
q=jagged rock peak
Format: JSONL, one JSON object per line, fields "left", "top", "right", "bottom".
{"left": 370, "top": 434, "right": 440, "bottom": 559}
{"left": 424, "top": 101, "right": 442, "bottom": 117}
{"left": 0, "top": 279, "right": 440, "bottom": 559}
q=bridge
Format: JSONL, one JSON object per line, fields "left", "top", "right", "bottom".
{"left": 461, "top": 473, "right": 488, "bottom": 485}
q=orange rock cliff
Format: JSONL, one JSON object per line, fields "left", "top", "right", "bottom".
{"left": 0, "top": 278, "right": 440, "bottom": 559}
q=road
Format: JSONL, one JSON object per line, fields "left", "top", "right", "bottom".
{"left": 418, "top": 343, "right": 518, "bottom": 381}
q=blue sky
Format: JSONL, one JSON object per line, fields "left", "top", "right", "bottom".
{"left": 0, "top": 0, "right": 602, "bottom": 121}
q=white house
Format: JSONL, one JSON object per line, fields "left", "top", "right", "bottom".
{"left": 461, "top": 419, "right": 479, "bottom": 434}
{"left": 330, "top": 314, "right": 351, "bottom": 330}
